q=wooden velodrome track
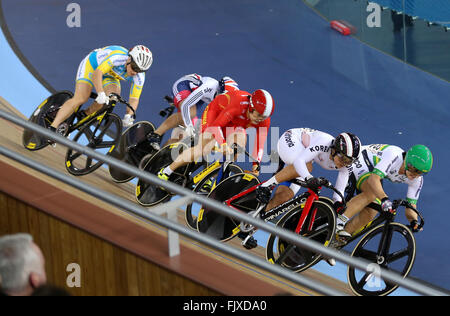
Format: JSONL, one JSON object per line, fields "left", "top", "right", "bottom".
{"left": 0, "top": 96, "right": 352, "bottom": 296}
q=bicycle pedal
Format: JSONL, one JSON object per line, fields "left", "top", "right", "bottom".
{"left": 332, "top": 235, "right": 349, "bottom": 248}
{"left": 241, "top": 235, "right": 258, "bottom": 250}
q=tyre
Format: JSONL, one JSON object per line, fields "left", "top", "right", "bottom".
{"left": 135, "top": 142, "right": 188, "bottom": 207}
{"left": 265, "top": 200, "right": 336, "bottom": 272}
{"left": 23, "top": 91, "right": 74, "bottom": 151}
{"left": 347, "top": 222, "right": 416, "bottom": 296}
{"left": 65, "top": 112, "right": 122, "bottom": 176}
{"left": 184, "top": 163, "right": 243, "bottom": 230}
{"left": 196, "top": 173, "right": 260, "bottom": 241}
{"left": 108, "top": 121, "right": 155, "bottom": 183}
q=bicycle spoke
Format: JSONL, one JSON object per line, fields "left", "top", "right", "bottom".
{"left": 386, "top": 248, "right": 411, "bottom": 263}
{"left": 93, "top": 140, "right": 116, "bottom": 149}
{"left": 85, "top": 156, "right": 93, "bottom": 169}
{"left": 275, "top": 244, "right": 296, "bottom": 265}
{"left": 356, "top": 271, "right": 372, "bottom": 289}
{"left": 68, "top": 151, "right": 83, "bottom": 161}
{"left": 303, "top": 225, "right": 329, "bottom": 239}
{"left": 356, "top": 248, "right": 378, "bottom": 262}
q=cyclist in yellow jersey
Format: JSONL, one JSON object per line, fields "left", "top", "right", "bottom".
{"left": 49, "top": 45, "right": 153, "bottom": 137}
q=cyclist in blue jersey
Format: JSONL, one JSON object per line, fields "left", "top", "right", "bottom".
{"left": 49, "top": 45, "right": 153, "bottom": 138}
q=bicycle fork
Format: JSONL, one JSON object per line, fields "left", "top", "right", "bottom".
{"left": 275, "top": 191, "right": 320, "bottom": 265}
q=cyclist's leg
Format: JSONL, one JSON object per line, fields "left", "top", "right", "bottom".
{"left": 162, "top": 131, "right": 216, "bottom": 177}
{"left": 344, "top": 206, "right": 378, "bottom": 235}
{"left": 50, "top": 81, "right": 92, "bottom": 128}
{"left": 339, "top": 177, "right": 378, "bottom": 235}
{"left": 265, "top": 184, "right": 295, "bottom": 211}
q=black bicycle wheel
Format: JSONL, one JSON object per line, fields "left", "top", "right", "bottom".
{"left": 65, "top": 113, "right": 122, "bottom": 176}
{"left": 23, "top": 91, "right": 74, "bottom": 151}
{"left": 347, "top": 222, "right": 416, "bottom": 296}
{"left": 265, "top": 200, "right": 336, "bottom": 272}
{"left": 108, "top": 121, "right": 155, "bottom": 183}
{"left": 196, "top": 173, "right": 260, "bottom": 241}
{"left": 135, "top": 142, "right": 188, "bottom": 207}
{"left": 184, "top": 163, "right": 243, "bottom": 230}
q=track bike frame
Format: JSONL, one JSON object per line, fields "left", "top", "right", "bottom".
{"left": 337, "top": 199, "right": 424, "bottom": 248}
{"left": 225, "top": 178, "right": 343, "bottom": 237}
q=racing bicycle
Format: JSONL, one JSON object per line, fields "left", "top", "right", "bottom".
{"left": 197, "top": 175, "right": 341, "bottom": 273}
{"left": 135, "top": 141, "right": 243, "bottom": 229}
{"left": 336, "top": 199, "right": 424, "bottom": 296}
{"left": 23, "top": 91, "right": 135, "bottom": 176}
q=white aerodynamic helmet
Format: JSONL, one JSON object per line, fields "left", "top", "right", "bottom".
{"left": 129, "top": 45, "right": 153, "bottom": 72}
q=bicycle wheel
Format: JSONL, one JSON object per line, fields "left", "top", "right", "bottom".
{"left": 23, "top": 91, "right": 74, "bottom": 151}
{"left": 196, "top": 173, "right": 260, "bottom": 241}
{"left": 108, "top": 121, "right": 156, "bottom": 183}
{"left": 136, "top": 142, "right": 188, "bottom": 207}
{"left": 184, "top": 163, "right": 243, "bottom": 230}
{"left": 347, "top": 222, "right": 416, "bottom": 296}
{"left": 265, "top": 200, "right": 336, "bottom": 272}
{"left": 65, "top": 113, "right": 122, "bottom": 176}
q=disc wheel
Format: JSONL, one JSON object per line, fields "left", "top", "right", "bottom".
{"left": 65, "top": 113, "right": 122, "bottom": 176}
{"left": 23, "top": 91, "right": 74, "bottom": 151}
{"left": 347, "top": 222, "right": 416, "bottom": 296}
{"left": 184, "top": 163, "right": 243, "bottom": 230}
{"left": 135, "top": 142, "right": 188, "bottom": 207}
{"left": 196, "top": 173, "right": 260, "bottom": 241}
{"left": 108, "top": 121, "right": 156, "bottom": 183}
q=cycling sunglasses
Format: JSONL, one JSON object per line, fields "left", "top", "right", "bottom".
{"left": 335, "top": 152, "right": 356, "bottom": 165}
{"left": 406, "top": 163, "right": 427, "bottom": 176}
{"left": 129, "top": 61, "right": 144, "bottom": 73}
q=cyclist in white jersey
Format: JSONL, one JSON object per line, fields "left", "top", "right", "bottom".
{"left": 146, "top": 74, "right": 239, "bottom": 150}
{"left": 246, "top": 128, "right": 361, "bottom": 252}
{"left": 257, "top": 128, "right": 362, "bottom": 208}
{"left": 48, "top": 45, "right": 152, "bottom": 139}
{"left": 336, "top": 144, "right": 433, "bottom": 240}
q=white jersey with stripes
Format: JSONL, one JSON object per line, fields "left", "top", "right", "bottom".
{"left": 278, "top": 128, "right": 349, "bottom": 202}
{"left": 173, "top": 75, "right": 220, "bottom": 129}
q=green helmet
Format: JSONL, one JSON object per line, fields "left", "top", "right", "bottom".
{"left": 405, "top": 145, "right": 433, "bottom": 173}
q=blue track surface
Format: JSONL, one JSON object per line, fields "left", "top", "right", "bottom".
{"left": 1, "top": 0, "right": 449, "bottom": 292}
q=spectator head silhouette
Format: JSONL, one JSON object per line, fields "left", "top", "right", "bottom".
{"left": 0, "top": 233, "right": 47, "bottom": 296}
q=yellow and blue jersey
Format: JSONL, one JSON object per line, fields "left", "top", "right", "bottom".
{"left": 76, "top": 45, "right": 145, "bottom": 100}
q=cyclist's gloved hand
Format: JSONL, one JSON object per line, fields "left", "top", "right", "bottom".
{"left": 184, "top": 125, "right": 195, "bottom": 138}
{"left": 381, "top": 197, "right": 393, "bottom": 213}
{"left": 255, "top": 186, "right": 272, "bottom": 204}
{"left": 95, "top": 92, "right": 109, "bottom": 105}
{"left": 305, "top": 176, "right": 329, "bottom": 188}
{"left": 333, "top": 201, "right": 346, "bottom": 214}
{"left": 409, "top": 220, "right": 422, "bottom": 233}
{"left": 122, "top": 114, "right": 134, "bottom": 127}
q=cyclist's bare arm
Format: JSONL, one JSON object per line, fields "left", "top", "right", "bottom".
{"left": 92, "top": 68, "right": 105, "bottom": 95}
{"left": 405, "top": 205, "right": 418, "bottom": 222}
{"left": 128, "top": 97, "right": 139, "bottom": 115}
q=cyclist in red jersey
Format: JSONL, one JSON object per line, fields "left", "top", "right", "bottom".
{"left": 158, "top": 88, "right": 275, "bottom": 179}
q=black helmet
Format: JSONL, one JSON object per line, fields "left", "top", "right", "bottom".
{"left": 333, "top": 132, "right": 361, "bottom": 161}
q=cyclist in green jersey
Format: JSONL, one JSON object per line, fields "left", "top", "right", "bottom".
{"left": 336, "top": 144, "right": 433, "bottom": 240}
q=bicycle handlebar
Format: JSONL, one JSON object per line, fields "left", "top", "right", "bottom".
{"left": 291, "top": 177, "right": 345, "bottom": 205}
{"left": 89, "top": 92, "right": 136, "bottom": 118}
{"left": 160, "top": 96, "right": 176, "bottom": 118}
{"left": 393, "top": 199, "right": 425, "bottom": 230}
{"left": 231, "top": 144, "right": 261, "bottom": 172}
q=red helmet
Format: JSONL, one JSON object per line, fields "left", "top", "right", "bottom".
{"left": 250, "top": 89, "right": 274, "bottom": 118}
